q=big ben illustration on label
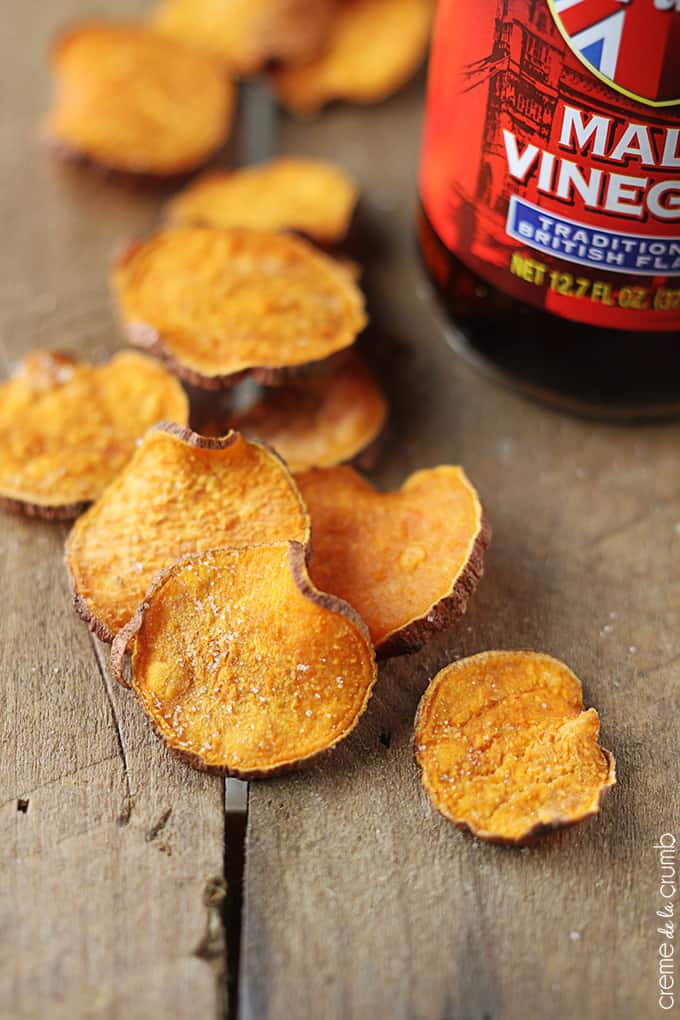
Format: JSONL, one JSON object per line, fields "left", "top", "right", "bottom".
{"left": 548, "top": 0, "right": 680, "bottom": 107}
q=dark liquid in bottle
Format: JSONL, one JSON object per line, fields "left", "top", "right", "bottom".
{"left": 418, "top": 206, "right": 680, "bottom": 420}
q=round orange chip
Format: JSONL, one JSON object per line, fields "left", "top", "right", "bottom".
{"left": 66, "top": 424, "right": 310, "bottom": 641}
{"left": 112, "top": 227, "right": 367, "bottom": 388}
{"left": 110, "top": 542, "right": 377, "bottom": 776}
{"left": 296, "top": 465, "right": 489, "bottom": 656}
{"left": 205, "top": 353, "right": 386, "bottom": 471}
{"left": 415, "top": 651, "right": 616, "bottom": 845}
{"left": 166, "top": 157, "right": 358, "bottom": 244}
{"left": 151, "top": 0, "right": 339, "bottom": 76}
{"left": 45, "top": 22, "right": 235, "bottom": 177}
{"left": 0, "top": 350, "right": 188, "bottom": 519}
{"left": 271, "top": 0, "right": 435, "bottom": 114}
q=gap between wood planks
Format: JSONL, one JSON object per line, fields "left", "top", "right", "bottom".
{"left": 222, "top": 80, "right": 278, "bottom": 1020}
{"left": 225, "top": 780, "right": 249, "bottom": 1019}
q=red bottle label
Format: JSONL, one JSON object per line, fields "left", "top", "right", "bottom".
{"left": 420, "top": 0, "right": 680, "bottom": 331}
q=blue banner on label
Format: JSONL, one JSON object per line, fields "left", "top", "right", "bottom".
{"left": 506, "top": 196, "right": 680, "bottom": 276}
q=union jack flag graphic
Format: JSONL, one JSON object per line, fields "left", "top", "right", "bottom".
{"left": 550, "top": 0, "right": 680, "bottom": 104}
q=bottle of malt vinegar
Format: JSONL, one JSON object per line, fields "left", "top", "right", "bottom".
{"left": 418, "top": 0, "right": 680, "bottom": 415}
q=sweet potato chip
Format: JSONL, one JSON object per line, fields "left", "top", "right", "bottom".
{"left": 0, "top": 350, "right": 188, "bottom": 519}
{"left": 66, "top": 423, "right": 309, "bottom": 641}
{"left": 45, "top": 22, "right": 234, "bottom": 177}
{"left": 112, "top": 227, "right": 367, "bottom": 388}
{"left": 272, "top": 0, "right": 435, "bottom": 114}
{"left": 166, "top": 157, "right": 358, "bottom": 244}
{"left": 296, "top": 465, "right": 489, "bottom": 656}
{"left": 333, "top": 257, "right": 361, "bottom": 284}
{"left": 110, "top": 541, "right": 377, "bottom": 775}
{"left": 151, "top": 0, "right": 339, "bottom": 76}
{"left": 205, "top": 353, "right": 387, "bottom": 471}
{"left": 415, "top": 651, "right": 616, "bottom": 844}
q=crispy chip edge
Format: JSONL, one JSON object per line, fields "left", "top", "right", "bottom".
{"left": 377, "top": 506, "right": 491, "bottom": 659}
{"left": 0, "top": 494, "right": 89, "bottom": 522}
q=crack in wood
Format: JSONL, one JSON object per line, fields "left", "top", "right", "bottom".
{"left": 88, "top": 633, "right": 134, "bottom": 825}
{"left": 0, "top": 751, "right": 124, "bottom": 813}
{"left": 146, "top": 807, "right": 172, "bottom": 843}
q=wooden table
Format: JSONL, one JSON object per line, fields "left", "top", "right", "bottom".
{"left": 2, "top": 4, "right": 678, "bottom": 1019}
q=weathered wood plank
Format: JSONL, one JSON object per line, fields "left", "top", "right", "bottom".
{"left": 240, "top": 83, "right": 680, "bottom": 1020}
{"left": 0, "top": 3, "right": 226, "bottom": 1018}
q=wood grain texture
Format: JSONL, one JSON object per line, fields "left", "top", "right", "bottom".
{"left": 240, "top": 82, "right": 680, "bottom": 1019}
{"left": 3, "top": 3, "right": 679, "bottom": 1018}
{"left": 0, "top": 3, "right": 226, "bottom": 1018}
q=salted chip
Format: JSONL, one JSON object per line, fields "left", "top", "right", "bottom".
{"left": 0, "top": 350, "right": 188, "bottom": 519}
{"left": 415, "top": 651, "right": 616, "bottom": 844}
{"left": 110, "top": 541, "right": 377, "bottom": 775}
{"left": 66, "top": 424, "right": 309, "bottom": 641}
{"left": 151, "top": 0, "right": 339, "bottom": 76}
{"left": 166, "top": 157, "right": 359, "bottom": 244}
{"left": 112, "top": 227, "right": 367, "bottom": 389}
{"left": 272, "top": 0, "right": 435, "bottom": 114}
{"left": 45, "top": 22, "right": 235, "bottom": 177}
{"left": 296, "top": 465, "right": 489, "bottom": 656}
{"left": 204, "top": 353, "right": 386, "bottom": 471}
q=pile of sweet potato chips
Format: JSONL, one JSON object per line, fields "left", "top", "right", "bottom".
{"left": 45, "top": 2, "right": 436, "bottom": 177}
{"left": 0, "top": 0, "right": 617, "bottom": 846}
